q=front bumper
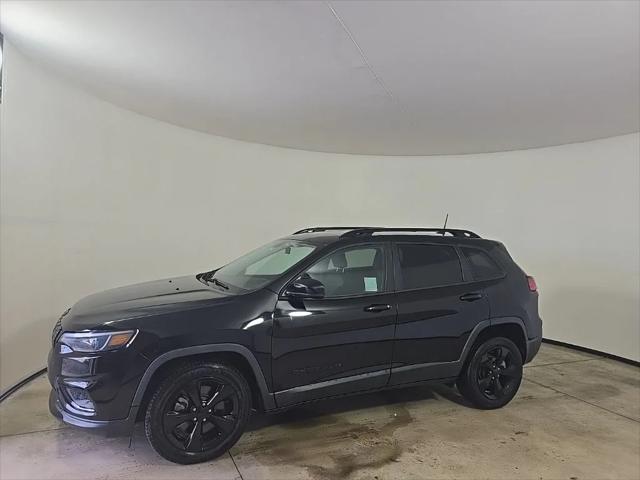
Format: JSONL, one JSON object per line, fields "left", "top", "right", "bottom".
{"left": 47, "top": 339, "right": 150, "bottom": 434}
{"left": 48, "top": 388, "right": 136, "bottom": 435}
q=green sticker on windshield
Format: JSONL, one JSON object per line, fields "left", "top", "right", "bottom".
{"left": 364, "top": 277, "right": 378, "bottom": 292}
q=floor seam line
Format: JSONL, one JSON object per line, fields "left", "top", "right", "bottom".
{"left": 524, "top": 358, "right": 604, "bottom": 369}
{"left": 525, "top": 377, "right": 640, "bottom": 423}
{"left": 0, "top": 426, "right": 69, "bottom": 439}
{"left": 228, "top": 450, "right": 244, "bottom": 480}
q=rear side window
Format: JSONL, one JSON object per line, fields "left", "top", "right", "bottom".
{"left": 397, "top": 244, "right": 462, "bottom": 289}
{"left": 460, "top": 247, "right": 503, "bottom": 280}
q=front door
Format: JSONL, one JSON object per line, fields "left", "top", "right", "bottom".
{"left": 389, "top": 242, "right": 490, "bottom": 385}
{"left": 272, "top": 243, "right": 396, "bottom": 408}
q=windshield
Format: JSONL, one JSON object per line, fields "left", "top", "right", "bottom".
{"left": 210, "top": 239, "right": 317, "bottom": 291}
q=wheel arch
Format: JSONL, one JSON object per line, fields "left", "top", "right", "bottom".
{"left": 462, "top": 318, "right": 528, "bottom": 364}
{"left": 131, "top": 344, "right": 276, "bottom": 420}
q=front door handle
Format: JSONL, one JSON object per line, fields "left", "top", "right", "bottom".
{"left": 364, "top": 304, "right": 391, "bottom": 312}
{"left": 460, "top": 292, "right": 484, "bottom": 302}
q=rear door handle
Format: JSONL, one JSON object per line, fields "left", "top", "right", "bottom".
{"left": 459, "top": 292, "right": 484, "bottom": 302}
{"left": 364, "top": 304, "right": 391, "bottom": 312}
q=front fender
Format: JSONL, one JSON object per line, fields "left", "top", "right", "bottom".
{"left": 130, "top": 343, "right": 276, "bottom": 413}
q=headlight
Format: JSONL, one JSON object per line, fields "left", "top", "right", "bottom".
{"left": 59, "top": 330, "right": 137, "bottom": 353}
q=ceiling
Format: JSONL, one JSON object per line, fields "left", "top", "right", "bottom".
{"left": 1, "top": 0, "right": 638, "bottom": 155}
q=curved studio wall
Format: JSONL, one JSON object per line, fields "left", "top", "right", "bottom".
{"left": 1, "top": 42, "right": 638, "bottom": 391}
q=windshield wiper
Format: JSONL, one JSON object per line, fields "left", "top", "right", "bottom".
{"left": 199, "top": 271, "right": 229, "bottom": 290}
{"left": 210, "top": 277, "right": 230, "bottom": 290}
{"left": 202, "top": 270, "right": 215, "bottom": 282}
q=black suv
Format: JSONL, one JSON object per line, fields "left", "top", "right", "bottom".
{"left": 48, "top": 227, "right": 542, "bottom": 464}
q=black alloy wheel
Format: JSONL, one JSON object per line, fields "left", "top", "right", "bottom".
{"left": 457, "top": 336, "right": 523, "bottom": 409}
{"left": 163, "top": 378, "right": 239, "bottom": 453}
{"left": 145, "top": 362, "right": 251, "bottom": 464}
{"left": 476, "top": 345, "right": 521, "bottom": 400}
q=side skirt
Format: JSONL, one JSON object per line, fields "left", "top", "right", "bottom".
{"left": 269, "top": 375, "right": 458, "bottom": 414}
{"left": 274, "top": 369, "right": 390, "bottom": 408}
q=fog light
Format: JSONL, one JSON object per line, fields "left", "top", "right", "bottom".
{"left": 65, "top": 386, "right": 95, "bottom": 412}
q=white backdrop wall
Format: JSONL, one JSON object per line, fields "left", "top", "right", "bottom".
{"left": 1, "top": 42, "right": 638, "bottom": 391}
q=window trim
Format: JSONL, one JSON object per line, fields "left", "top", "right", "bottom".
{"left": 278, "top": 242, "right": 393, "bottom": 300}
{"left": 392, "top": 242, "right": 467, "bottom": 293}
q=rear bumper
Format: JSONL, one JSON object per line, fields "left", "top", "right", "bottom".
{"left": 525, "top": 336, "right": 542, "bottom": 364}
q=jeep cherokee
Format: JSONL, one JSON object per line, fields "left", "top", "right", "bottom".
{"left": 48, "top": 227, "right": 542, "bottom": 464}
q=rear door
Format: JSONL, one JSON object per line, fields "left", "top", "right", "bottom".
{"left": 272, "top": 242, "right": 396, "bottom": 407}
{"left": 389, "top": 242, "right": 490, "bottom": 385}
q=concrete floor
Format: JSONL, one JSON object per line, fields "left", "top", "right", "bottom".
{"left": 0, "top": 344, "right": 638, "bottom": 480}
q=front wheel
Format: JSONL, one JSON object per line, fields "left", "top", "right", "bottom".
{"left": 144, "top": 361, "right": 251, "bottom": 464}
{"left": 457, "top": 337, "right": 523, "bottom": 409}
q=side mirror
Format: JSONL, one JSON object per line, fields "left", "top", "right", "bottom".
{"left": 284, "top": 275, "right": 325, "bottom": 300}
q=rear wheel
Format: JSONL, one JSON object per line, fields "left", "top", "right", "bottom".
{"left": 457, "top": 337, "right": 523, "bottom": 409}
{"left": 145, "top": 361, "right": 251, "bottom": 464}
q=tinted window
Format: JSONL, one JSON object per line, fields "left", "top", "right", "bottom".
{"left": 342, "top": 248, "right": 378, "bottom": 268}
{"left": 245, "top": 247, "right": 314, "bottom": 275}
{"left": 397, "top": 244, "right": 462, "bottom": 289}
{"left": 461, "top": 247, "right": 503, "bottom": 280}
{"left": 303, "top": 246, "right": 385, "bottom": 297}
{"left": 213, "top": 240, "right": 316, "bottom": 290}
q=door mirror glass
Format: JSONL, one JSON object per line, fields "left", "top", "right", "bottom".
{"left": 284, "top": 274, "right": 326, "bottom": 300}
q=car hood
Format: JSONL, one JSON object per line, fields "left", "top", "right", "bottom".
{"left": 62, "top": 275, "right": 234, "bottom": 331}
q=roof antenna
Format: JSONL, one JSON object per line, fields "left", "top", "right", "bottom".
{"left": 442, "top": 213, "right": 449, "bottom": 235}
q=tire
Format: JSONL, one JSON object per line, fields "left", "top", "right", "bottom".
{"left": 457, "top": 336, "right": 523, "bottom": 409}
{"left": 144, "top": 361, "right": 252, "bottom": 464}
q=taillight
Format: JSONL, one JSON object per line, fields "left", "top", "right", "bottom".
{"left": 527, "top": 275, "right": 538, "bottom": 292}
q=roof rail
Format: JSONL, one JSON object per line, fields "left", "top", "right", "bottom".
{"left": 342, "top": 228, "right": 480, "bottom": 238}
{"left": 293, "top": 227, "right": 480, "bottom": 238}
{"left": 293, "top": 227, "right": 377, "bottom": 235}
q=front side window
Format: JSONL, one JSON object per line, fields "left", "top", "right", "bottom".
{"left": 302, "top": 245, "right": 386, "bottom": 297}
{"left": 212, "top": 240, "right": 316, "bottom": 291}
{"left": 397, "top": 244, "right": 462, "bottom": 290}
